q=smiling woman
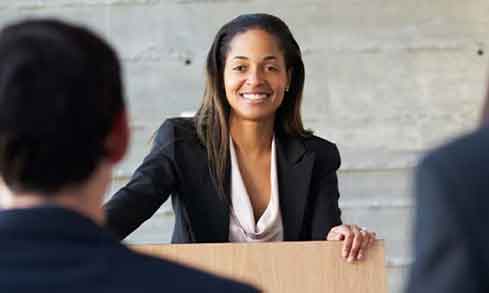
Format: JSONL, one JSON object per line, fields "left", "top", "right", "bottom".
{"left": 104, "top": 13, "right": 376, "bottom": 262}
{"left": 224, "top": 29, "right": 289, "bottom": 122}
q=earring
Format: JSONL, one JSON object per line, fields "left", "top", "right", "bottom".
{"left": 285, "top": 86, "right": 290, "bottom": 92}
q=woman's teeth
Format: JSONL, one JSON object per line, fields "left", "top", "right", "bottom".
{"left": 241, "top": 93, "right": 270, "bottom": 100}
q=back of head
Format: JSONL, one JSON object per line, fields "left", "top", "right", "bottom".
{"left": 0, "top": 19, "right": 124, "bottom": 194}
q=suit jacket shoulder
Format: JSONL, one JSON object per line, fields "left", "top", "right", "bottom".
{"left": 154, "top": 117, "right": 201, "bottom": 149}
{"left": 0, "top": 207, "right": 258, "bottom": 293}
{"left": 420, "top": 126, "right": 489, "bottom": 174}
{"left": 408, "top": 127, "right": 489, "bottom": 293}
{"left": 302, "top": 134, "right": 341, "bottom": 173}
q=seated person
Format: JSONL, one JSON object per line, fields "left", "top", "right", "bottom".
{"left": 406, "top": 94, "right": 489, "bottom": 292}
{"left": 0, "top": 18, "right": 257, "bottom": 293}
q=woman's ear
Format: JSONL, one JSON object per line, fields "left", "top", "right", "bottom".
{"left": 104, "top": 110, "right": 130, "bottom": 164}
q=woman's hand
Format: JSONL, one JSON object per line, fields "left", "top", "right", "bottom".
{"left": 326, "top": 224, "right": 376, "bottom": 262}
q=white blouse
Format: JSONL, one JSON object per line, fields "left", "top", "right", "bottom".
{"left": 228, "top": 136, "right": 284, "bottom": 242}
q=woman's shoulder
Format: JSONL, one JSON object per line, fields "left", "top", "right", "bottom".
{"left": 154, "top": 117, "right": 201, "bottom": 148}
{"left": 301, "top": 134, "right": 341, "bottom": 170}
{"left": 302, "top": 134, "right": 339, "bottom": 154}
{"left": 158, "top": 117, "right": 197, "bottom": 133}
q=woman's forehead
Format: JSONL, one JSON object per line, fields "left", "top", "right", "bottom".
{"left": 226, "top": 29, "right": 284, "bottom": 61}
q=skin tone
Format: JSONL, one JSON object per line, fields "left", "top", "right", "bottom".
{"left": 0, "top": 111, "right": 129, "bottom": 226}
{"left": 224, "top": 29, "right": 288, "bottom": 221}
{"left": 223, "top": 29, "right": 376, "bottom": 262}
{"left": 0, "top": 163, "right": 112, "bottom": 225}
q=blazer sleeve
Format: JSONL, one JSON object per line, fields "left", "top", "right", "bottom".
{"left": 406, "top": 157, "right": 478, "bottom": 293}
{"left": 309, "top": 143, "right": 342, "bottom": 240}
{"left": 104, "top": 121, "right": 180, "bottom": 240}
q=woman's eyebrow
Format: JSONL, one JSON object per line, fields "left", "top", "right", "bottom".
{"left": 263, "top": 56, "right": 277, "bottom": 61}
{"left": 231, "top": 56, "right": 248, "bottom": 60}
{"left": 230, "top": 55, "right": 278, "bottom": 61}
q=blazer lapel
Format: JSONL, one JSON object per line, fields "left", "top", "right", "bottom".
{"left": 216, "top": 164, "right": 231, "bottom": 241}
{"left": 186, "top": 143, "right": 230, "bottom": 243}
{"left": 276, "top": 133, "right": 315, "bottom": 240}
{"left": 200, "top": 160, "right": 230, "bottom": 242}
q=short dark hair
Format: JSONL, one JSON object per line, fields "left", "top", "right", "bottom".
{"left": 0, "top": 19, "right": 124, "bottom": 194}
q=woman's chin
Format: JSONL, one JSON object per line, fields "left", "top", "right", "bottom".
{"left": 231, "top": 110, "right": 276, "bottom": 123}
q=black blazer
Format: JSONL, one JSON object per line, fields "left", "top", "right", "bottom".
{"left": 407, "top": 126, "right": 489, "bottom": 293}
{"left": 105, "top": 118, "right": 342, "bottom": 243}
{"left": 0, "top": 206, "right": 257, "bottom": 292}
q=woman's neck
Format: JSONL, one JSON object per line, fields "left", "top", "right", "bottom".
{"left": 229, "top": 115, "right": 274, "bottom": 157}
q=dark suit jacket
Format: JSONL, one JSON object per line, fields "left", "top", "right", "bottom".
{"left": 0, "top": 205, "right": 257, "bottom": 292}
{"left": 105, "top": 117, "right": 342, "bottom": 243}
{"left": 407, "top": 126, "right": 489, "bottom": 293}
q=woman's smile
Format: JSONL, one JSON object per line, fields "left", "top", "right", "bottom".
{"left": 239, "top": 91, "right": 272, "bottom": 104}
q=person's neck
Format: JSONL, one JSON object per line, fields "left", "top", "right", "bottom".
{"left": 229, "top": 114, "right": 274, "bottom": 158}
{"left": 0, "top": 162, "right": 112, "bottom": 226}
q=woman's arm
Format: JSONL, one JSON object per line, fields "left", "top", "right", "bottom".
{"left": 104, "top": 121, "right": 180, "bottom": 240}
{"left": 310, "top": 143, "right": 376, "bottom": 261}
{"left": 308, "top": 143, "right": 342, "bottom": 240}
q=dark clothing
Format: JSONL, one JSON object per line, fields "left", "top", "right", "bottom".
{"left": 407, "top": 126, "right": 489, "bottom": 293}
{"left": 0, "top": 206, "right": 257, "bottom": 292}
{"left": 105, "top": 117, "right": 342, "bottom": 243}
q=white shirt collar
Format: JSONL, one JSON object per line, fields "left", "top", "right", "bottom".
{"left": 228, "top": 135, "right": 283, "bottom": 242}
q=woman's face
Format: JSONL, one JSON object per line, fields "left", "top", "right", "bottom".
{"left": 223, "top": 29, "right": 290, "bottom": 123}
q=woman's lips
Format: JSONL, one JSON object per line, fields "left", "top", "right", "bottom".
{"left": 239, "top": 93, "right": 271, "bottom": 103}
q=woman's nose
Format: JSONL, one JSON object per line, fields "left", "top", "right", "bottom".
{"left": 245, "top": 68, "right": 265, "bottom": 86}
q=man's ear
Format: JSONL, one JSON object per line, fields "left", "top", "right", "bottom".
{"left": 104, "top": 110, "right": 129, "bottom": 164}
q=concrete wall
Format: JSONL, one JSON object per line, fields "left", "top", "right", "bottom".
{"left": 2, "top": 1, "right": 489, "bottom": 292}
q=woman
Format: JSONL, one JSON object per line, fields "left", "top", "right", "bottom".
{"left": 105, "top": 13, "right": 376, "bottom": 262}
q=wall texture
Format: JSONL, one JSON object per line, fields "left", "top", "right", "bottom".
{"left": 2, "top": 1, "right": 489, "bottom": 292}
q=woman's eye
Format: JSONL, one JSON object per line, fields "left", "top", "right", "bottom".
{"left": 266, "top": 65, "right": 279, "bottom": 72}
{"left": 233, "top": 65, "right": 246, "bottom": 72}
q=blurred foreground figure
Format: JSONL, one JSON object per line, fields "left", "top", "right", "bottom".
{"left": 0, "top": 19, "right": 257, "bottom": 293}
{"left": 407, "top": 96, "right": 489, "bottom": 292}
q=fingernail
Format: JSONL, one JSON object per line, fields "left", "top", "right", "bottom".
{"left": 348, "top": 256, "right": 355, "bottom": 263}
{"left": 357, "top": 254, "right": 363, "bottom": 260}
{"left": 342, "top": 250, "right": 348, "bottom": 258}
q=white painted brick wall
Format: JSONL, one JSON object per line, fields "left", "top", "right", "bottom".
{"left": 3, "top": 1, "right": 489, "bottom": 292}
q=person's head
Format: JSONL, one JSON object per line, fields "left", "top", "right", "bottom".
{"left": 0, "top": 19, "right": 128, "bottom": 196}
{"left": 195, "top": 13, "right": 310, "bottom": 198}
{"left": 224, "top": 28, "right": 290, "bottom": 124}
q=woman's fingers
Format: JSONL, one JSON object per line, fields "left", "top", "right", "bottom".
{"left": 359, "top": 230, "right": 377, "bottom": 260}
{"left": 338, "top": 225, "right": 354, "bottom": 259}
{"left": 357, "top": 229, "right": 369, "bottom": 260}
{"left": 327, "top": 225, "right": 352, "bottom": 258}
{"left": 368, "top": 231, "right": 377, "bottom": 248}
{"left": 327, "top": 224, "right": 377, "bottom": 262}
{"left": 346, "top": 225, "right": 363, "bottom": 262}
{"left": 326, "top": 226, "right": 344, "bottom": 241}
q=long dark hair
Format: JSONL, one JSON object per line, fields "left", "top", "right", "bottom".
{"left": 194, "top": 13, "right": 311, "bottom": 199}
